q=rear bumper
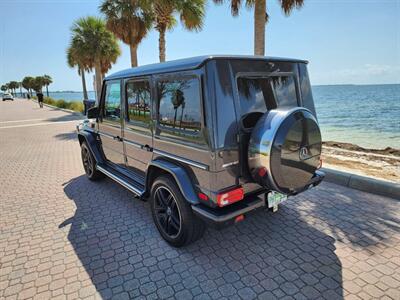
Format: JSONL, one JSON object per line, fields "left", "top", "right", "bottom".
{"left": 192, "top": 195, "right": 266, "bottom": 229}
{"left": 290, "top": 170, "right": 325, "bottom": 195}
{"left": 191, "top": 170, "right": 325, "bottom": 228}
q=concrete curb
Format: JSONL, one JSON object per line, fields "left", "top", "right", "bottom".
{"left": 322, "top": 167, "right": 400, "bottom": 200}
{"left": 30, "top": 99, "right": 84, "bottom": 116}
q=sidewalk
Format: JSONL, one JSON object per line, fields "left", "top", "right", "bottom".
{"left": 1, "top": 99, "right": 399, "bottom": 300}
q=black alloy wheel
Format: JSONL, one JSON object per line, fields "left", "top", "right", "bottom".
{"left": 80, "top": 142, "right": 104, "bottom": 181}
{"left": 153, "top": 186, "right": 182, "bottom": 238}
{"left": 150, "top": 176, "right": 205, "bottom": 247}
{"left": 82, "top": 146, "right": 94, "bottom": 177}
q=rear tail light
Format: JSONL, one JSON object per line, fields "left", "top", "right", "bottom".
{"left": 217, "top": 187, "right": 244, "bottom": 207}
{"left": 198, "top": 192, "right": 208, "bottom": 201}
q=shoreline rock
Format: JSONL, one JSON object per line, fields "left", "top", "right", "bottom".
{"left": 323, "top": 141, "right": 400, "bottom": 157}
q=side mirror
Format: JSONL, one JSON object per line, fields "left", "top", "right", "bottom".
{"left": 87, "top": 107, "right": 99, "bottom": 119}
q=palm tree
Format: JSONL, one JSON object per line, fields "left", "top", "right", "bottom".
{"left": 22, "top": 76, "right": 35, "bottom": 97}
{"left": 67, "top": 44, "right": 90, "bottom": 101}
{"left": 1, "top": 85, "right": 7, "bottom": 93}
{"left": 179, "top": 100, "right": 186, "bottom": 129}
{"left": 100, "top": 0, "right": 152, "bottom": 67}
{"left": 172, "top": 89, "right": 185, "bottom": 128}
{"left": 8, "top": 81, "right": 19, "bottom": 96}
{"left": 151, "top": 0, "right": 205, "bottom": 62}
{"left": 214, "top": 0, "right": 304, "bottom": 55}
{"left": 18, "top": 82, "right": 23, "bottom": 97}
{"left": 42, "top": 75, "right": 53, "bottom": 97}
{"left": 32, "top": 76, "right": 45, "bottom": 93}
{"left": 70, "top": 16, "right": 121, "bottom": 101}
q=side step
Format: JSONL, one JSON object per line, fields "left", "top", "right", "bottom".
{"left": 96, "top": 164, "right": 145, "bottom": 197}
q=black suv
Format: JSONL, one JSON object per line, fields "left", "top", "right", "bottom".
{"left": 77, "top": 55, "right": 324, "bottom": 247}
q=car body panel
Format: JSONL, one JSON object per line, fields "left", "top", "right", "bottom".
{"left": 77, "top": 55, "right": 324, "bottom": 224}
{"left": 2, "top": 93, "right": 14, "bottom": 100}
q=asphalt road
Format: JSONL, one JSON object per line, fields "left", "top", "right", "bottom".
{"left": 1, "top": 99, "right": 399, "bottom": 300}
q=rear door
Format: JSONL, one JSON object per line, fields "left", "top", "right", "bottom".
{"left": 98, "top": 80, "right": 125, "bottom": 167}
{"left": 123, "top": 78, "right": 153, "bottom": 176}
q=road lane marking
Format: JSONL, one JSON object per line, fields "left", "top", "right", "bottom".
{"left": 0, "top": 120, "right": 81, "bottom": 129}
{"left": 0, "top": 118, "right": 47, "bottom": 124}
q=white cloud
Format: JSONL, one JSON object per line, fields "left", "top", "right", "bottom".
{"left": 311, "top": 64, "right": 400, "bottom": 85}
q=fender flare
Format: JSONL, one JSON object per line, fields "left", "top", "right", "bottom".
{"left": 145, "top": 159, "right": 199, "bottom": 205}
{"left": 77, "top": 130, "right": 105, "bottom": 165}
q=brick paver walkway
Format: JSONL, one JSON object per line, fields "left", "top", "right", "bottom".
{"left": 1, "top": 100, "right": 399, "bottom": 300}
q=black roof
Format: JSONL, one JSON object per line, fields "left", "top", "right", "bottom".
{"left": 105, "top": 55, "right": 308, "bottom": 80}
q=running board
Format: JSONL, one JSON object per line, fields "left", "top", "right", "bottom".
{"left": 96, "top": 165, "right": 144, "bottom": 196}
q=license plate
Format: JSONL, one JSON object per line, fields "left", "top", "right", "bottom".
{"left": 267, "top": 191, "right": 287, "bottom": 208}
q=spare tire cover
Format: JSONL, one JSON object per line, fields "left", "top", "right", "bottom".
{"left": 248, "top": 107, "right": 322, "bottom": 194}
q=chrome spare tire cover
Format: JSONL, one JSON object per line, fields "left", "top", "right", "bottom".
{"left": 248, "top": 107, "right": 322, "bottom": 194}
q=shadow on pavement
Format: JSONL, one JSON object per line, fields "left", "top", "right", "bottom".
{"left": 47, "top": 113, "right": 84, "bottom": 122}
{"left": 61, "top": 175, "right": 344, "bottom": 299}
{"left": 298, "top": 183, "right": 400, "bottom": 249}
{"left": 54, "top": 131, "right": 77, "bottom": 141}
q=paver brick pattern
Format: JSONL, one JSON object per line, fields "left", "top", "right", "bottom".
{"left": 1, "top": 100, "right": 399, "bottom": 299}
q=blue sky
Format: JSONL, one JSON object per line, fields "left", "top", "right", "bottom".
{"left": 1, "top": 0, "right": 399, "bottom": 91}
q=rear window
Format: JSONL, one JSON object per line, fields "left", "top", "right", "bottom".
{"left": 237, "top": 75, "right": 298, "bottom": 116}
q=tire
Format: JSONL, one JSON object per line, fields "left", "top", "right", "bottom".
{"left": 81, "top": 142, "right": 104, "bottom": 181}
{"left": 150, "top": 175, "right": 205, "bottom": 247}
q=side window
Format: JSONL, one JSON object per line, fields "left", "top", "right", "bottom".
{"left": 104, "top": 82, "right": 121, "bottom": 120}
{"left": 157, "top": 77, "right": 202, "bottom": 140}
{"left": 126, "top": 80, "right": 151, "bottom": 125}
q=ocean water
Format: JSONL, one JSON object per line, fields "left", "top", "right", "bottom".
{"left": 48, "top": 84, "right": 400, "bottom": 150}
{"left": 47, "top": 91, "right": 96, "bottom": 102}
{"left": 313, "top": 84, "right": 400, "bottom": 149}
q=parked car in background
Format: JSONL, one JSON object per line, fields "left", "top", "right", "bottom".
{"left": 76, "top": 55, "right": 325, "bottom": 247}
{"left": 2, "top": 93, "right": 14, "bottom": 101}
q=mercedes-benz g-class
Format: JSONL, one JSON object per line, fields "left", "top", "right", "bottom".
{"left": 77, "top": 55, "right": 324, "bottom": 247}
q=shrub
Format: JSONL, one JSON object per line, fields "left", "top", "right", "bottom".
{"left": 56, "top": 99, "right": 68, "bottom": 109}
{"left": 68, "top": 101, "right": 84, "bottom": 113}
{"left": 44, "top": 97, "right": 56, "bottom": 106}
{"left": 38, "top": 96, "right": 84, "bottom": 114}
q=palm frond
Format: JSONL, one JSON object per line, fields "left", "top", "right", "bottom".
{"left": 279, "top": 0, "right": 304, "bottom": 16}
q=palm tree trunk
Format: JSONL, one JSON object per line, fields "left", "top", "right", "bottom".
{"left": 94, "top": 63, "right": 103, "bottom": 103}
{"left": 173, "top": 109, "right": 177, "bottom": 128}
{"left": 179, "top": 106, "right": 184, "bottom": 129}
{"left": 80, "top": 68, "right": 88, "bottom": 100}
{"left": 46, "top": 85, "right": 49, "bottom": 97}
{"left": 254, "top": 0, "right": 266, "bottom": 56}
{"left": 130, "top": 44, "right": 138, "bottom": 67}
{"left": 158, "top": 25, "right": 167, "bottom": 62}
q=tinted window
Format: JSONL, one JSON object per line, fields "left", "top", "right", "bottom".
{"left": 126, "top": 80, "right": 151, "bottom": 124}
{"left": 237, "top": 76, "right": 298, "bottom": 116}
{"left": 158, "top": 78, "right": 201, "bottom": 133}
{"left": 104, "top": 82, "right": 121, "bottom": 120}
{"left": 299, "top": 64, "right": 316, "bottom": 115}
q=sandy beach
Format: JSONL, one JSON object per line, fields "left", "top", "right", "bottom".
{"left": 322, "top": 141, "right": 400, "bottom": 183}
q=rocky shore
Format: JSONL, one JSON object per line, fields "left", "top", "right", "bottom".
{"left": 322, "top": 141, "right": 400, "bottom": 183}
